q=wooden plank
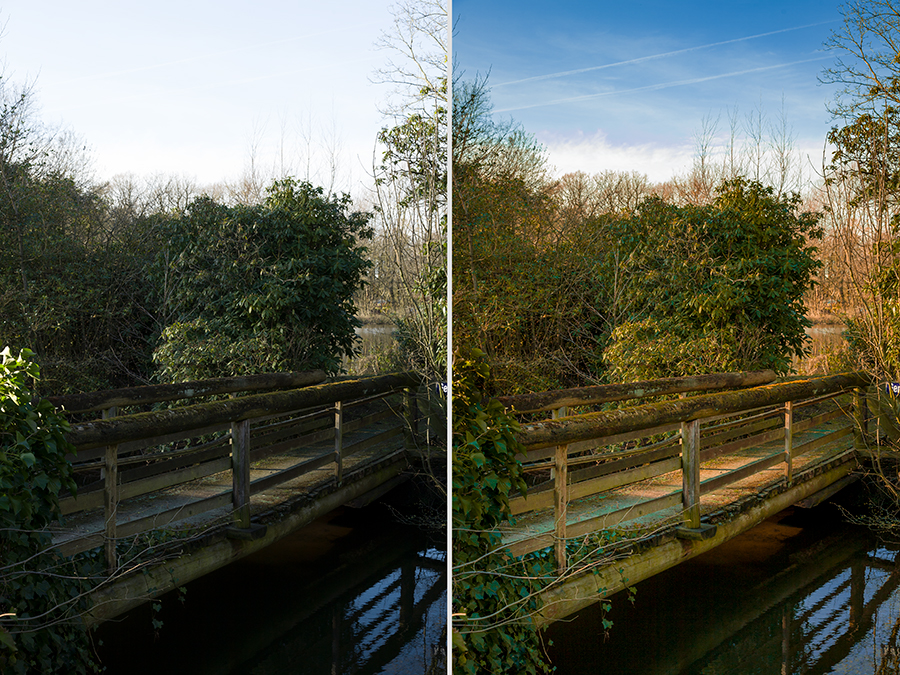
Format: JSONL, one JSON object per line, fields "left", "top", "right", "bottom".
{"left": 70, "top": 453, "right": 237, "bottom": 517}
{"left": 520, "top": 422, "right": 681, "bottom": 464}
{"left": 119, "top": 441, "right": 231, "bottom": 484}
{"left": 854, "top": 387, "right": 869, "bottom": 449}
{"left": 343, "top": 425, "right": 403, "bottom": 458}
{"left": 250, "top": 415, "right": 332, "bottom": 449}
{"left": 554, "top": 443, "right": 568, "bottom": 571}
{"left": 700, "top": 413, "right": 782, "bottom": 451}
{"left": 248, "top": 427, "right": 336, "bottom": 463}
{"left": 74, "top": 422, "right": 231, "bottom": 463}
{"left": 335, "top": 401, "right": 344, "bottom": 485}
{"left": 564, "top": 442, "right": 681, "bottom": 486}
{"left": 700, "top": 405, "right": 780, "bottom": 433}
{"left": 49, "top": 370, "right": 328, "bottom": 414}
{"left": 510, "top": 456, "right": 682, "bottom": 515}
{"left": 508, "top": 491, "right": 685, "bottom": 558}
{"left": 785, "top": 401, "right": 793, "bottom": 481}
{"left": 232, "top": 419, "right": 251, "bottom": 529}
{"left": 699, "top": 426, "right": 785, "bottom": 464}
{"left": 104, "top": 444, "right": 118, "bottom": 572}
{"left": 499, "top": 370, "right": 777, "bottom": 413}
{"left": 682, "top": 419, "right": 700, "bottom": 529}
{"left": 699, "top": 452, "right": 785, "bottom": 495}
{"left": 567, "top": 491, "right": 683, "bottom": 539}
{"left": 119, "top": 457, "right": 233, "bottom": 502}
{"left": 792, "top": 426, "right": 853, "bottom": 459}
{"left": 248, "top": 452, "right": 335, "bottom": 495}
{"left": 57, "top": 491, "right": 233, "bottom": 558}
{"left": 66, "top": 372, "right": 422, "bottom": 451}
{"left": 793, "top": 407, "right": 845, "bottom": 434}
{"left": 60, "top": 483, "right": 103, "bottom": 515}
{"left": 403, "top": 387, "right": 419, "bottom": 449}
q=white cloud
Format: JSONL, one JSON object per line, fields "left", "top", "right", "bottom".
{"left": 538, "top": 129, "right": 695, "bottom": 183}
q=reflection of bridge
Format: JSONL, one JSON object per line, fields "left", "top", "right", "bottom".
{"left": 677, "top": 527, "right": 900, "bottom": 673}
{"left": 241, "top": 543, "right": 447, "bottom": 674}
{"left": 546, "top": 513, "right": 900, "bottom": 674}
{"left": 47, "top": 371, "right": 440, "bottom": 625}
{"left": 498, "top": 371, "right": 873, "bottom": 625}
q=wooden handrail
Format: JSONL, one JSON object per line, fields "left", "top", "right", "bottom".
{"left": 47, "top": 370, "right": 328, "bottom": 413}
{"left": 65, "top": 372, "right": 422, "bottom": 452}
{"left": 498, "top": 370, "right": 778, "bottom": 414}
{"left": 516, "top": 372, "right": 870, "bottom": 452}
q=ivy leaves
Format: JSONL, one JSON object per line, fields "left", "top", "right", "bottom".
{"left": 452, "top": 348, "right": 550, "bottom": 674}
{"left": 0, "top": 347, "right": 101, "bottom": 674}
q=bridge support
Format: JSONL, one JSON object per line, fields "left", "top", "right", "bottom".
{"left": 681, "top": 419, "right": 700, "bottom": 529}
{"left": 103, "top": 406, "right": 119, "bottom": 574}
{"left": 533, "top": 456, "right": 857, "bottom": 627}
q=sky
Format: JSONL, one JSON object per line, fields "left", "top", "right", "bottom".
{"left": 0, "top": 1, "right": 404, "bottom": 198}
{"left": 452, "top": 0, "right": 845, "bottom": 184}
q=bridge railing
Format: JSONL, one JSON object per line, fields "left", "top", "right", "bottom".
{"left": 52, "top": 372, "right": 423, "bottom": 571}
{"left": 507, "top": 372, "right": 870, "bottom": 571}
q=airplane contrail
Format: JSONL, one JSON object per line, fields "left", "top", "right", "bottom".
{"left": 494, "top": 20, "right": 836, "bottom": 88}
{"left": 494, "top": 55, "right": 834, "bottom": 113}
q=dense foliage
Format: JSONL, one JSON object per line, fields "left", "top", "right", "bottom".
{"left": 452, "top": 347, "right": 551, "bottom": 674}
{"left": 0, "top": 143, "right": 375, "bottom": 391}
{"left": 453, "top": 80, "right": 823, "bottom": 392}
{"left": 153, "top": 179, "right": 373, "bottom": 380}
{"left": 0, "top": 348, "right": 101, "bottom": 674}
{"left": 602, "top": 179, "right": 823, "bottom": 379}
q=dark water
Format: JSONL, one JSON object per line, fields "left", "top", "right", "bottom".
{"left": 546, "top": 489, "right": 900, "bottom": 674}
{"left": 94, "top": 489, "right": 446, "bottom": 674}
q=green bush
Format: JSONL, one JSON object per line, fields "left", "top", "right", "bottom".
{"left": 452, "top": 347, "right": 551, "bottom": 674}
{"left": 0, "top": 347, "right": 101, "bottom": 674}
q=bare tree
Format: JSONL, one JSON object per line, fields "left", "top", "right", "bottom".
{"left": 370, "top": 0, "right": 448, "bottom": 383}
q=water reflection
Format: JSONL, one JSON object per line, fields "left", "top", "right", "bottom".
{"left": 95, "top": 502, "right": 446, "bottom": 674}
{"left": 546, "top": 504, "right": 900, "bottom": 674}
{"left": 249, "top": 548, "right": 446, "bottom": 674}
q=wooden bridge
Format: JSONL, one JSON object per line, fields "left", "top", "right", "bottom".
{"left": 497, "top": 371, "right": 873, "bottom": 625}
{"left": 47, "top": 370, "right": 439, "bottom": 625}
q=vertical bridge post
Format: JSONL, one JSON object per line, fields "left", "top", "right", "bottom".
{"left": 784, "top": 400, "right": 793, "bottom": 482}
{"left": 554, "top": 442, "right": 568, "bottom": 572}
{"left": 334, "top": 401, "right": 343, "bottom": 485}
{"left": 853, "top": 386, "right": 869, "bottom": 450}
{"left": 552, "top": 406, "right": 569, "bottom": 571}
{"left": 231, "top": 419, "right": 251, "bottom": 530}
{"left": 681, "top": 419, "right": 701, "bottom": 530}
{"left": 103, "top": 406, "right": 119, "bottom": 573}
{"left": 403, "top": 387, "right": 419, "bottom": 450}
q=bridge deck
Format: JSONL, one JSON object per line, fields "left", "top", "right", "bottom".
{"left": 504, "top": 413, "right": 854, "bottom": 552}
{"left": 53, "top": 413, "right": 406, "bottom": 554}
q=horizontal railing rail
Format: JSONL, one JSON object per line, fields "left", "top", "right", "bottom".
{"left": 47, "top": 370, "right": 329, "bottom": 414}
{"left": 498, "top": 370, "right": 778, "bottom": 414}
{"left": 505, "top": 372, "right": 871, "bottom": 570}
{"left": 53, "top": 372, "right": 424, "bottom": 571}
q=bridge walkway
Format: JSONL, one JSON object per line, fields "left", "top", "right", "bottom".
{"left": 496, "top": 371, "right": 872, "bottom": 625}
{"left": 43, "top": 370, "right": 440, "bottom": 624}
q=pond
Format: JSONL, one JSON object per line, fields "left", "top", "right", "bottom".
{"left": 545, "top": 486, "right": 900, "bottom": 674}
{"left": 94, "top": 485, "right": 447, "bottom": 674}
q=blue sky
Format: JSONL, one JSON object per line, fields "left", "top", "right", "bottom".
{"left": 453, "top": 0, "right": 844, "bottom": 183}
{"left": 0, "top": 1, "right": 401, "bottom": 197}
